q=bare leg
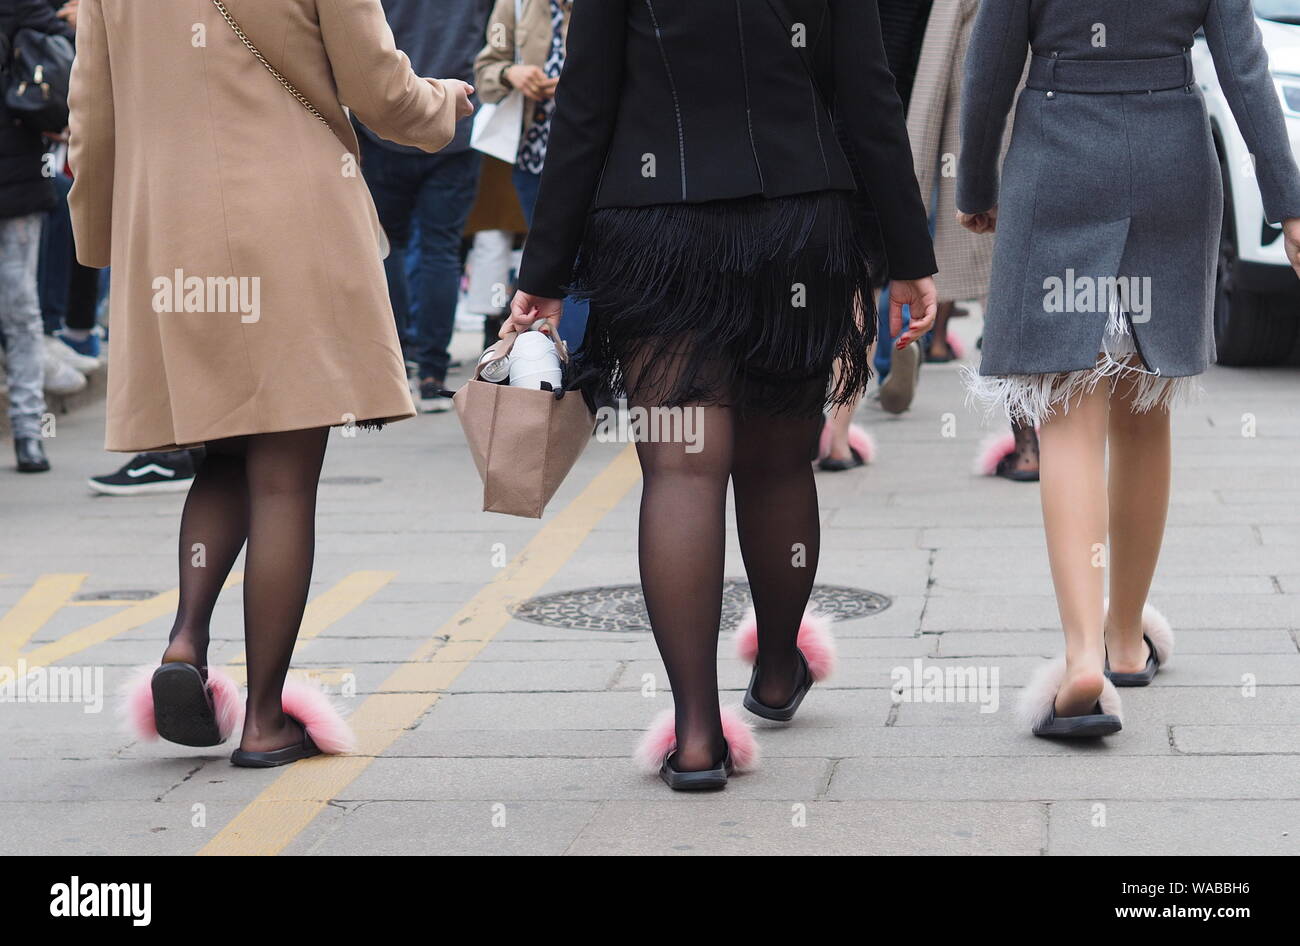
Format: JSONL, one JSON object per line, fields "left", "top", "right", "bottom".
{"left": 825, "top": 339, "right": 874, "bottom": 462}
{"left": 239, "top": 427, "right": 330, "bottom": 753}
{"left": 1037, "top": 384, "right": 1110, "bottom": 717}
{"left": 1105, "top": 378, "right": 1172, "bottom": 672}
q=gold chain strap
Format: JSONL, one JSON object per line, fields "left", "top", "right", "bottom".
{"left": 210, "top": 0, "right": 331, "bottom": 127}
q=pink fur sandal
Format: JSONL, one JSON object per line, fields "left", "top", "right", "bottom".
{"left": 817, "top": 422, "right": 876, "bottom": 472}
{"left": 634, "top": 705, "right": 758, "bottom": 791}
{"left": 734, "top": 607, "right": 836, "bottom": 721}
{"left": 973, "top": 429, "right": 1038, "bottom": 481}
{"left": 123, "top": 663, "right": 243, "bottom": 747}
{"left": 230, "top": 676, "right": 355, "bottom": 768}
{"left": 1103, "top": 600, "right": 1174, "bottom": 686}
{"left": 1017, "top": 657, "right": 1123, "bottom": 738}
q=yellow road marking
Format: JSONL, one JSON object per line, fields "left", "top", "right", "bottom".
{"left": 21, "top": 574, "right": 243, "bottom": 671}
{"left": 198, "top": 445, "right": 642, "bottom": 856}
{"left": 0, "top": 574, "right": 86, "bottom": 667}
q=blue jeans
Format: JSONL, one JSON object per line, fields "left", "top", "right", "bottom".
{"left": 362, "top": 139, "right": 482, "bottom": 381}
{"left": 38, "top": 174, "right": 73, "bottom": 334}
{"left": 513, "top": 168, "right": 590, "bottom": 353}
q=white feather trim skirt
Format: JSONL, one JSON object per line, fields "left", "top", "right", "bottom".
{"left": 962, "top": 305, "right": 1202, "bottom": 426}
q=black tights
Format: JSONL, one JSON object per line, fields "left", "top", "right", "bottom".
{"left": 633, "top": 379, "right": 824, "bottom": 772}
{"left": 162, "top": 427, "right": 330, "bottom": 751}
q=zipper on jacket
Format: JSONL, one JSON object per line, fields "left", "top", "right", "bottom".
{"left": 733, "top": 0, "right": 766, "bottom": 192}
{"left": 642, "top": 1, "right": 688, "bottom": 200}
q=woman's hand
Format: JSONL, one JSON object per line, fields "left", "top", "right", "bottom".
{"left": 506, "top": 65, "right": 553, "bottom": 101}
{"left": 889, "top": 277, "right": 939, "bottom": 349}
{"left": 58, "top": 0, "right": 78, "bottom": 29}
{"left": 442, "top": 79, "right": 476, "bottom": 120}
{"left": 1285, "top": 218, "right": 1300, "bottom": 278}
{"left": 958, "top": 208, "right": 997, "bottom": 234}
{"left": 502, "top": 291, "right": 565, "bottom": 337}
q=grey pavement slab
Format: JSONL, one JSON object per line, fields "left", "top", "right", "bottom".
{"left": 4, "top": 322, "right": 1298, "bottom": 855}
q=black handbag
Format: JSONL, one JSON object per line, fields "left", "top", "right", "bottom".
{"left": 4, "top": 27, "right": 74, "bottom": 133}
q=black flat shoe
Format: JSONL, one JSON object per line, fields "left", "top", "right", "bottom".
{"left": 659, "top": 747, "right": 734, "bottom": 791}
{"left": 230, "top": 724, "right": 321, "bottom": 768}
{"left": 151, "top": 663, "right": 224, "bottom": 747}
{"left": 995, "top": 454, "right": 1039, "bottom": 482}
{"left": 743, "top": 650, "right": 813, "bottom": 722}
{"left": 1032, "top": 702, "right": 1123, "bottom": 739}
{"left": 818, "top": 448, "right": 865, "bottom": 472}
{"left": 15, "top": 438, "right": 50, "bottom": 473}
{"left": 1105, "top": 635, "right": 1160, "bottom": 686}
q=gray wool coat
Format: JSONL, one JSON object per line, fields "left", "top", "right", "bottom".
{"left": 957, "top": 0, "right": 1300, "bottom": 378}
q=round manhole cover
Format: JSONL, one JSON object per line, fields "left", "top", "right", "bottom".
{"left": 320, "top": 476, "right": 382, "bottom": 485}
{"left": 512, "top": 580, "right": 890, "bottom": 632}
{"left": 73, "top": 590, "right": 159, "bottom": 602}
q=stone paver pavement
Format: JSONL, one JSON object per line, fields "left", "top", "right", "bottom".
{"left": 2, "top": 316, "right": 1297, "bottom": 855}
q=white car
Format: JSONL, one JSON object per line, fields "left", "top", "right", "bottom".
{"left": 1193, "top": 0, "right": 1300, "bottom": 365}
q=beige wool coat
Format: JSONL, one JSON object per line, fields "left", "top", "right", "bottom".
{"left": 907, "top": 0, "right": 1016, "bottom": 304}
{"left": 68, "top": 0, "right": 462, "bottom": 452}
{"left": 473, "top": 0, "right": 571, "bottom": 139}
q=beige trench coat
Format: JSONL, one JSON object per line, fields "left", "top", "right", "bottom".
{"left": 68, "top": 0, "right": 461, "bottom": 452}
{"left": 908, "top": 0, "right": 1015, "bottom": 304}
{"left": 473, "top": 0, "right": 571, "bottom": 140}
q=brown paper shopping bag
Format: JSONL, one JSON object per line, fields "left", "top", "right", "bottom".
{"left": 452, "top": 325, "right": 595, "bottom": 518}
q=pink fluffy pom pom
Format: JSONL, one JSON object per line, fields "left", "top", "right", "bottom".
{"left": 972, "top": 431, "right": 1018, "bottom": 476}
{"left": 281, "top": 676, "right": 356, "bottom": 755}
{"left": 634, "top": 705, "right": 759, "bottom": 773}
{"left": 817, "top": 422, "right": 876, "bottom": 464}
{"left": 733, "top": 607, "right": 837, "bottom": 681}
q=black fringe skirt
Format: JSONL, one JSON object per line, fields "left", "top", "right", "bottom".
{"left": 568, "top": 190, "right": 876, "bottom": 419}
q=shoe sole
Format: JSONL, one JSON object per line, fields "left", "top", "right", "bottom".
{"left": 151, "top": 664, "right": 223, "bottom": 747}
{"left": 88, "top": 478, "right": 194, "bottom": 496}
{"left": 1033, "top": 715, "right": 1123, "bottom": 739}
{"left": 879, "top": 343, "right": 920, "bottom": 414}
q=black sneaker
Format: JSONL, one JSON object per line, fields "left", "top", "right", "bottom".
{"left": 88, "top": 450, "right": 197, "bottom": 495}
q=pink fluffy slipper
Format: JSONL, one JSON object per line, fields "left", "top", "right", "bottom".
{"left": 633, "top": 705, "right": 759, "bottom": 773}
{"left": 122, "top": 664, "right": 243, "bottom": 746}
{"left": 817, "top": 422, "right": 876, "bottom": 465}
{"left": 281, "top": 676, "right": 356, "bottom": 755}
{"left": 733, "top": 607, "right": 837, "bottom": 682}
{"left": 972, "top": 431, "right": 1019, "bottom": 476}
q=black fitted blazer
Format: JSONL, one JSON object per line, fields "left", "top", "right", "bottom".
{"left": 516, "top": 0, "right": 938, "bottom": 299}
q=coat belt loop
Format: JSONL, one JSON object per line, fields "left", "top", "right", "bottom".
{"left": 1047, "top": 50, "right": 1058, "bottom": 98}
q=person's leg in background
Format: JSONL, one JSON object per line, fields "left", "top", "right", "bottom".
{"left": 512, "top": 167, "right": 588, "bottom": 351}
{"left": 1, "top": 214, "right": 51, "bottom": 472}
{"left": 38, "top": 173, "right": 72, "bottom": 336}
{"left": 877, "top": 282, "right": 921, "bottom": 414}
{"left": 358, "top": 135, "right": 418, "bottom": 366}
{"left": 513, "top": 167, "right": 541, "bottom": 224}
{"left": 410, "top": 148, "right": 482, "bottom": 411}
